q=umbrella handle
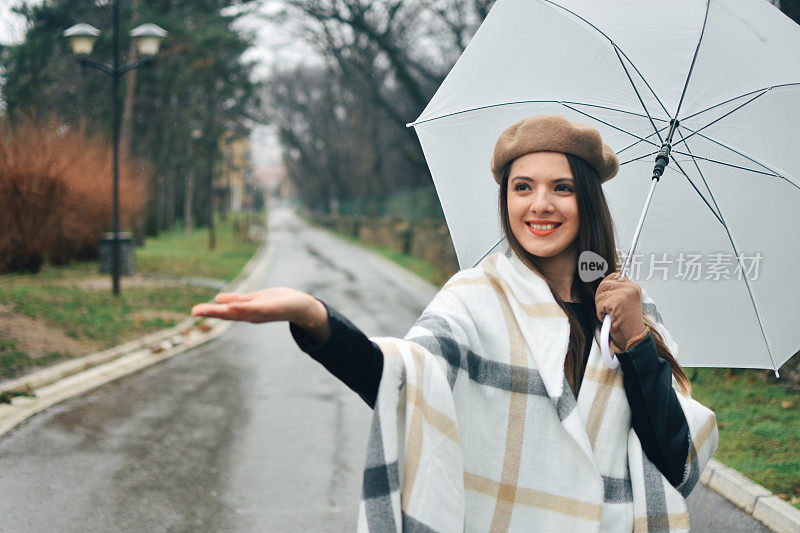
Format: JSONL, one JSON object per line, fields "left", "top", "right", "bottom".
{"left": 600, "top": 314, "right": 619, "bottom": 369}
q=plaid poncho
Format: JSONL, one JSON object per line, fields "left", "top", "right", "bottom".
{"left": 357, "top": 252, "right": 717, "bottom": 532}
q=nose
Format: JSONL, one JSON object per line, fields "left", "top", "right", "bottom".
{"left": 529, "top": 188, "right": 554, "bottom": 214}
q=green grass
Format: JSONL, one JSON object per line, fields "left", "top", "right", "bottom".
{"left": 0, "top": 261, "right": 98, "bottom": 283}
{"left": 136, "top": 214, "right": 262, "bottom": 281}
{"left": 0, "top": 283, "right": 217, "bottom": 346}
{"left": 689, "top": 368, "right": 800, "bottom": 508}
{"left": 0, "top": 339, "right": 66, "bottom": 381}
{"left": 368, "top": 246, "right": 448, "bottom": 287}
{"left": 0, "top": 214, "right": 262, "bottom": 380}
{"left": 0, "top": 339, "right": 36, "bottom": 380}
{"left": 335, "top": 232, "right": 447, "bottom": 286}
{"left": 302, "top": 216, "right": 449, "bottom": 287}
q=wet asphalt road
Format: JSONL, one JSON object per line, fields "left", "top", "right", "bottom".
{"left": 0, "top": 208, "right": 769, "bottom": 532}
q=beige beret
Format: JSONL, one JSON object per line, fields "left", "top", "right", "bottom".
{"left": 490, "top": 115, "right": 619, "bottom": 184}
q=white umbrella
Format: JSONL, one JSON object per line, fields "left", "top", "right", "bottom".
{"left": 409, "top": 0, "right": 800, "bottom": 374}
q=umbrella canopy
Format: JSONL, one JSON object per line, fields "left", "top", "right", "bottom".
{"left": 409, "top": 0, "right": 800, "bottom": 371}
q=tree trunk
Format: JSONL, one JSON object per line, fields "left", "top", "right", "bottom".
{"left": 119, "top": 0, "right": 140, "bottom": 160}
{"left": 165, "top": 167, "right": 176, "bottom": 232}
{"left": 184, "top": 172, "right": 193, "bottom": 234}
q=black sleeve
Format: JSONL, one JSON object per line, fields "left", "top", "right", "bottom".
{"left": 288, "top": 300, "right": 383, "bottom": 409}
{"left": 616, "top": 333, "right": 691, "bottom": 487}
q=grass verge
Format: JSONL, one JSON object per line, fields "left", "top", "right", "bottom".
{"left": 136, "top": 214, "right": 263, "bottom": 281}
{"left": 326, "top": 227, "right": 800, "bottom": 509}
{"left": 0, "top": 214, "right": 262, "bottom": 381}
{"left": 303, "top": 217, "right": 450, "bottom": 287}
{"left": 689, "top": 368, "right": 799, "bottom": 508}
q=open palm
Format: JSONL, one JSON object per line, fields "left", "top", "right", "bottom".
{"left": 191, "top": 287, "right": 313, "bottom": 324}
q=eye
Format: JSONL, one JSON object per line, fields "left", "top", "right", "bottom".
{"left": 513, "top": 182, "right": 531, "bottom": 191}
{"left": 555, "top": 184, "right": 574, "bottom": 192}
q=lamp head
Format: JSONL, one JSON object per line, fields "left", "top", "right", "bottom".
{"left": 63, "top": 23, "right": 100, "bottom": 56}
{"left": 130, "top": 23, "right": 167, "bottom": 57}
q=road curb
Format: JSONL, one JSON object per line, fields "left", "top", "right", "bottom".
{"left": 0, "top": 237, "right": 275, "bottom": 439}
{"left": 700, "top": 458, "right": 800, "bottom": 533}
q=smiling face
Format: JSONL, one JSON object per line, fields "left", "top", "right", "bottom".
{"left": 506, "top": 151, "right": 580, "bottom": 264}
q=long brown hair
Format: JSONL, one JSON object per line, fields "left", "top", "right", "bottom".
{"left": 498, "top": 153, "right": 690, "bottom": 395}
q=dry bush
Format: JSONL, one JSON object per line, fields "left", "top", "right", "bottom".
{"left": 0, "top": 118, "right": 149, "bottom": 272}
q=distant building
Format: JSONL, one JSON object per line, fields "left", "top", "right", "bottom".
{"left": 217, "top": 132, "right": 256, "bottom": 212}
{"left": 255, "top": 163, "right": 290, "bottom": 200}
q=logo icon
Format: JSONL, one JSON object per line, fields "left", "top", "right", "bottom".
{"left": 578, "top": 251, "right": 608, "bottom": 282}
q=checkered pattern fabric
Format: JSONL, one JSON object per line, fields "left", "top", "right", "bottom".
{"left": 357, "top": 252, "right": 717, "bottom": 532}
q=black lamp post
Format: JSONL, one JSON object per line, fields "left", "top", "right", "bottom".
{"left": 63, "top": 5, "right": 166, "bottom": 295}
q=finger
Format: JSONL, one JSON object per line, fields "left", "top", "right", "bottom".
{"left": 225, "top": 301, "right": 281, "bottom": 322}
{"left": 214, "top": 292, "right": 254, "bottom": 304}
{"left": 595, "top": 280, "right": 613, "bottom": 296}
{"left": 596, "top": 299, "right": 612, "bottom": 322}
{"left": 596, "top": 273, "right": 620, "bottom": 293}
{"left": 595, "top": 290, "right": 615, "bottom": 308}
{"left": 191, "top": 303, "right": 236, "bottom": 319}
{"left": 595, "top": 292, "right": 607, "bottom": 320}
{"left": 596, "top": 293, "right": 623, "bottom": 321}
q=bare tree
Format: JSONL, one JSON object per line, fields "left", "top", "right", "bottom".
{"left": 266, "top": 0, "right": 495, "bottom": 213}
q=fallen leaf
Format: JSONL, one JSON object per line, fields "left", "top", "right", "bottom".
{"left": 782, "top": 400, "right": 794, "bottom": 409}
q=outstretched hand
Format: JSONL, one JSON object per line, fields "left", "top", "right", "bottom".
{"left": 191, "top": 287, "right": 330, "bottom": 341}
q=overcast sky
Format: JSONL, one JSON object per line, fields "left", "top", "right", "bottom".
{"left": 0, "top": 0, "right": 33, "bottom": 46}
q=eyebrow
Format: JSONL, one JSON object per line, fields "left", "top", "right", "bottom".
{"left": 511, "top": 176, "right": 575, "bottom": 184}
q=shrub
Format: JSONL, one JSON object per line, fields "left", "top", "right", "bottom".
{"left": 0, "top": 118, "right": 149, "bottom": 272}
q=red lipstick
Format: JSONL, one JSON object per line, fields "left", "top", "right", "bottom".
{"left": 525, "top": 220, "right": 562, "bottom": 236}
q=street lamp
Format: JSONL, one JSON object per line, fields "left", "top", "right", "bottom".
{"left": 63, "top": 6, "right": 166, "bottom": 295}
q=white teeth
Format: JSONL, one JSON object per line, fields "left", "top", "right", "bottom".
{"left": 529, "top": 223, "right": 558, "bottom": 230}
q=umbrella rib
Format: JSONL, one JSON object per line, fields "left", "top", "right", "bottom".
{"left": 561, "top": 103, "right": 660, "bottom": 149}
{"left": 619, "top": 150, "right": 659, "bottom": 166}
{"left": 470, "top": 236, "right": 507, "bottom": 269}
{"left": 619, "top": 150, "right": 727, "bottom": 227}
{"left": 671, "top": 150, "right": 800, "bottom": 190}
{"left": 676, "top": 126, "right": 800, "bottom": 189}
{"left": 618, "top": 123, "right": 671, "bottom": 155}
{"left": 671, "top": 89, "right": 770, "bottom": 149}
{"left": 542, "top": 0, "right": 670, "bottom": 118}
{"left": 677, "top": 131, "right": 781, "bottom": 376}
{"left": 613, "top": 46, "right": 663, "bottom": 145}
{"left": 406, "top": 100, "right": 662, "bottom": 128}
{"left": 671, "top": 0, "right": 712, "bottom": 124}
{"left": 680, "top": 82, "right": 800, "bottom": 123}
{"left": 564, "top": 102, "right": 669, "bottom": 122}
{"left": 665, "top": 155, "right": 724, "bottom": 226}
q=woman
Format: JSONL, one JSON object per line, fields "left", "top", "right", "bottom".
{"left": 192, "top": 115, "right": 717, "bottom": 532}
